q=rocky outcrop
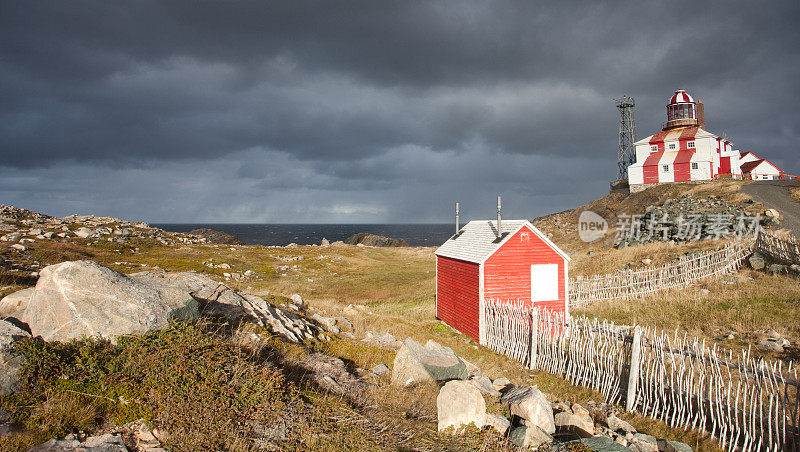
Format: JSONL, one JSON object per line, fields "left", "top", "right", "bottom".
{"left": 23, "top": 261, "right": 199, "bottom": 342}
{"left": 0, "top": 287, "right": 33, "bottom": 319}
{"left": 436, "top": 380, "right": 486, "bottom": 431}
{"left": 344, "top": 233, "right": 408, "bottom": 247}
{"left": 186, "top": 228, "right": 244, "bottom": 245}
{"left": 0, "top": 319, "right": 30, "bottom": 396}
{"left": 130, "top": 271, "right": 318, "bottom": 342}
{"left": 391, "top": 338, "right": 468, "bottom": 386}
{"left": 615, "top": 195, "right": 754, "bottom": 248}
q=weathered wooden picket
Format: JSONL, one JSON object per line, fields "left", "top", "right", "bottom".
{"left": 755, "top": 230, "right": 800, "bottom": 266}
{"left": 568, "top": 241, "right": 751, "bottom": 307}
{"left": 482, "top": 302, "right": 800, "bottom": 451}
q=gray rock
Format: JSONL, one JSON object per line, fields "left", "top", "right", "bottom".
{"left": 630, "top": 433, "right": 659, "bottom": 452}
{"left": 391, "top": 338, "right": 468, "bottom": 387}
{"left": 371, "top": 363, "right": 390, "bottom": 376}
{"left": 469, "top": 375, "right": 501, "bottom": 397}
{"left": 768, "top": 264, "right": 788, "bottom": 274}
{"left": 0, "top": 319, "right": 30, "bottom": 396}
{"left": 290, "top": 293, "right": 305, "bottom": 309}
{"left": 74, "top": 227, "right": 94, "bottom": 238}
{"left": 492, "top": 377, "right": 511, "bottom": 388}
{"left": 0, "top": 287, "right": 34, "bottom": 319}
{"left": 554, "top": 411, "right": 594, "bottom": 438}
{"left": 606, "top": 415, "right": 636, "bottom": 433}
{"left": 437, "top": 380, "right": 486, "bottom": 431}
{"left": 757, "top": 338, "right": 784, "bottom": 353}
{"left": 664, "top": 440, "right": 693, "bottom": 452}
{"left": 565, "top": 436, "right": 630, "bottom": 451}
{"left": 500, "top": 385, "right": 555, "bottom": 434}
{"left": 362, "top": 331, "right": 403, "bottom": 349}
{"left": 28, "top": 433, "right": 128, "bottom": 451}
{"left": 311, "top": 313, "right": 340, "bottom": 334}
{"left": 23, "top": 261, "right": 199, "bottom": 342}
{"left": 484, "top": 413, "right": 510, "bottom": 436}
{"left": 509, "top": 425, "right": 552, "bottom": 448}
{"left": 748, "top": 253, "right": 765, "bottom": 270}
{"left": 335, "top": 317, "right": 353, "bottom": 330}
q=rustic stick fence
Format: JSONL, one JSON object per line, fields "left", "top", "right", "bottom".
{"left": 568, "top": 241, "right": 752, "bottom": 307}
{"left": 482, "top": 302, "right": 800, "bottom": 451}
{"left": 755, "top": 230, "right": 800, "bottom": 266}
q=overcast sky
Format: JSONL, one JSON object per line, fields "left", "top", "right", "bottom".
{"left": 1, "top": 1, "right": 798, "bottom": 223}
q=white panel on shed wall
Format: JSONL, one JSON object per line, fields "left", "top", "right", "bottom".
{"left": 531, "top": 264, "right": 559, "bottom": 302}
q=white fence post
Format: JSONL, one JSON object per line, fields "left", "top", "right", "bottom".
{"left": 626, "top": 326, "right": 642, "bottom": 412}
{"left": 529, "top": 308, "right": 539, "bottom": 370}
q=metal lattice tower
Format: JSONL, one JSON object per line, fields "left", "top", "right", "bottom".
{"left": 615, "top": 96, "right": 636, "bottom": 181}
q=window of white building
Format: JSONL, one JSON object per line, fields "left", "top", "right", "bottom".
{"left": 669, "top": 143, "right": 676, "bottom": 150}
{"left": 650, "top": 145, "right": 658, "bottom": 152}
{"left": 691, "top": 162, "right": 698, "bottom": 169}
{"left": 662, "top": 164, "right": 669, "bottom": 172}
{"left": 688, "top": 141, "right": 695, "bottom": 148}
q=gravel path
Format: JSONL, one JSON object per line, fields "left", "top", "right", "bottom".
{"left": 742, "top": 180, "right": 800, "bottom": 235}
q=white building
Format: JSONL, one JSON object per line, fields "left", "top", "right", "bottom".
{"left": 740, "top": 156, "right": 783, "bottom": 180}
{"left": 628, "top": 90, "right": 751, "bottom": 191}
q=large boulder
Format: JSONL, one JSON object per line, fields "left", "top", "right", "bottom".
{"left": 22, "top": 261, "right": 199, "bottom": 341}
{"left": 392, "top": 338, "right": 468, "bottom": 386}
{"left": 0, "top": 287, "right": 34, "bottom": 319}
{"left": 501, "top": 386, "right": 555, "bottom": 434}
{"left": 437, "top": 380, "right": 487, "bottom": 431}
{"left": 1, "top": 319, "right": 30, "bottom": 395}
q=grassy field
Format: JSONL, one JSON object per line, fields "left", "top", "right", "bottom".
{"left": 3, "top": 180, "right": 796, "bottom": 450}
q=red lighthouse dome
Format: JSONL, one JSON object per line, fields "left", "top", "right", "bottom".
{"left": 663, "top": 89, "right": 698, "bottom": 130}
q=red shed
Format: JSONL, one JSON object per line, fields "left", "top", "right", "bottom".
{"left": 434, "top": 219, "right": 570, "bottom": 344}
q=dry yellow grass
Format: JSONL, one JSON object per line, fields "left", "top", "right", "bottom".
{"left": 575, "top": 269, "right": 800, "bottom": 358}
{"left": 791, "top": 186, "right": 800, "bottom": 203}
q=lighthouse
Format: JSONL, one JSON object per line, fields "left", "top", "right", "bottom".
{"left": 625, "top": 89, "right": 771, "bottom": 191}
{"left": 664, "top": 89, "right": 698, "bottom": 130}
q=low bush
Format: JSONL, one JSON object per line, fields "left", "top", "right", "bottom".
{"left": 1, "top": 321, "right": 293, "bottom": 451}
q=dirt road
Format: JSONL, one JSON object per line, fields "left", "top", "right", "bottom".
{"left": 742, "top": 180, "right": 800, "bottom": 235}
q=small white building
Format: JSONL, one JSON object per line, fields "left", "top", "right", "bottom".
{"left": 741, "top": 158, "right": 783, "bottom": 180}
{"left": 628, "top": 90, "right": 749, "bottom": 190}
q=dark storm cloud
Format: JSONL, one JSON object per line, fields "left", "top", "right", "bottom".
{"left": 1, "top": 1, "right": 798, "bottom": 221}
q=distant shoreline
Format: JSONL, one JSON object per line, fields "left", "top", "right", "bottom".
{"left": 154, "top": 223, "right": 455, "bottom": 247}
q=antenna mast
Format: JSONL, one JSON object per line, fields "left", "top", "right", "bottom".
{"left": 615, "top": 96, "right": 636, "bottom": 181}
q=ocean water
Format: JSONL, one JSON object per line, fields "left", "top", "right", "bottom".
{"left": 153, "top": 223, "right": 456, "bottom": 247}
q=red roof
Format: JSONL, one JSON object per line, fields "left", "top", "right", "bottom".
{"left": 740, "top": 160, "right": 763, "bottom": 173}
{"left": 741, "top": 159, "right": 784, "bottom": 174}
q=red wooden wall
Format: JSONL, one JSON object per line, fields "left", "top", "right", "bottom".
{"left": 436, "top": 256, "right": 480, "bottom": 341}
{"left": 483, "top": 226, "right": 567, "bottom": 314}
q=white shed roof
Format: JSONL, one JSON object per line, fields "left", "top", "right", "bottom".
{"left": 434, "top": 219, "right": 570, "bottom": 264}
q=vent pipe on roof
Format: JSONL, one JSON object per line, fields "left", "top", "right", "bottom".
{"left": 496, "top": 196, "right": 502, "bottom": 237}
{"left": 455, "top": 202, "right": 460, "bottom": 234}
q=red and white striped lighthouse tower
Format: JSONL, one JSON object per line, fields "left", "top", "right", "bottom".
{"left": 664, "top": 89, "right": 698, "bottom": 130}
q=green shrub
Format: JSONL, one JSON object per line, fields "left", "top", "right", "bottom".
{"left": 1, "top": 321, "right": 293, "bottom": 451}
